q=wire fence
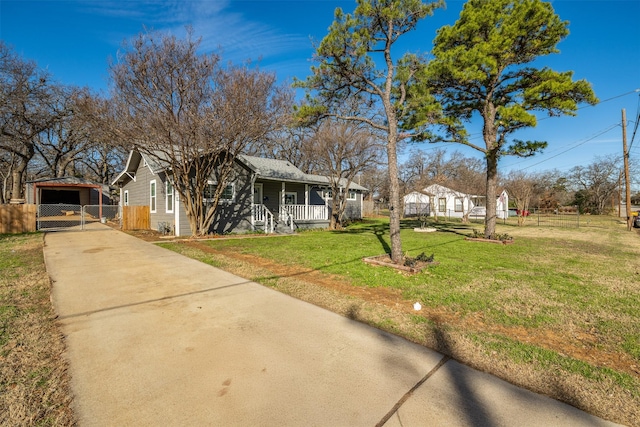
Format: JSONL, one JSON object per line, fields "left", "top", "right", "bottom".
{"left": 37, "top": 204, "right": 120, "bottom": 231}
{"left": 402, "top": 205, "right": 582, "bottom": 228}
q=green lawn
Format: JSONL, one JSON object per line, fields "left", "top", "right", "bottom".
{"left": 184, "top": 218, "right": 639, "bottom": 341}
{"left": 160, "top": 216, "right": 640, "bottom": 424}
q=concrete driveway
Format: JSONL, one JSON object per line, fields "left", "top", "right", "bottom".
{"left": 44, "top": 224, "right": 621, "bottom": 426}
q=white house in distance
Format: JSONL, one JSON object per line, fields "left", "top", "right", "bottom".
{"left": 404, "top": 183, "right": 509, "bottom": 219}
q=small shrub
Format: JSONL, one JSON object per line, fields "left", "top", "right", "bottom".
{"left": 469, "top": 229, "right": 513, "bottom": 241}
{"left": 404, "top": 252, "right": 435, "bottom": 267}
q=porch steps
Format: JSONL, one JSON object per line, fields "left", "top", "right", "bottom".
{"left": 274, "top": 222, "right": 295, "bottom": 234}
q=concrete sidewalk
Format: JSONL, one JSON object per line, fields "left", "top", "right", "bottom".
{"left": 45, "top": 224, "right": 621, "bottom": 426}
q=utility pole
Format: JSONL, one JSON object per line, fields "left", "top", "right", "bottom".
{"left": 622, "top": 109, "right": 632, "bottom": 231}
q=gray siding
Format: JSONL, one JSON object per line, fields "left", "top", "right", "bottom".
{"left": 209, "top": 163, "right": 253, "bottom": 234}
{"left": 177, "top": 197, "right": 191, "bottom": 236}
{"left": 117, "top": 151, "right": 364, "bottom": 235}
{"left": 122, "top": 161, "right": 174, "bottom": 233}
{"left": 344, "top": 192, "right": 363, "bottom": 219}
{"left": 260, "top": 180, "right": 282, "bottom": 213}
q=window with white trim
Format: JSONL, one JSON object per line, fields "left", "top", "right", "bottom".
{"left": 284, "top": 192, "right": 297, "bottom": 205}
{"left": 123, "top": 190, "right": 129, "bottom": 206}
{"left": 150, "top": 180, "right": 157, "bottom": 213}
{"left": 347, "top": 190, "right": 357, "bottom": 200}
{"left": 204, "top": 181, "right": 235, "bottom": 203}
{"left": 454, "top": 197, "right": 463, "bottom": 212}
{"left": 204, "top": 182, "right": 216, "bottom": 202}
{"left": 221, "top": 183, "right": 235, "bottom": 202}
{"left": 438, "top": 198, "right": 446, "bottom": 213}
{"left": 166, "top": 181, "right": 174, "bottom": 213}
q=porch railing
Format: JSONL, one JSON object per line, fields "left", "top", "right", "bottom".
{"left": 280, "top": 204, "right": 328, "bottom": 221}
{"left": 252, "top": 204, "right": 274, "bottom": 233}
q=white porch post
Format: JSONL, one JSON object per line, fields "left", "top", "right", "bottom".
{"left": 250, "top": 178, "right": 255, "bottom": 228}
{"left": 305, "top": 184, "right": 309, "bottom": 219}
{"left": 174, "top": 191, "right": 180, "bottom": 237}
{"left": 281, "top": 182, "right": 286, "bottom": 220}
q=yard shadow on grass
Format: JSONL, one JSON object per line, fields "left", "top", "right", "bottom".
{"left": 343, "top": 304, "right": 497, "bottom": 427}
{"left": 431, "top": 327, "right": 496, "bottom": 426}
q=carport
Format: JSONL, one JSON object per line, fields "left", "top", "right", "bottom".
{"left": 26, "top": 177, "right": 114, "bottom": 230}
{"left": 26, "top": 177, "right": 110, "bottom": 211}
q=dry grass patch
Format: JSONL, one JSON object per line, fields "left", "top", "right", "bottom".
{"left": 0, "top": 233, "right": 74, "bottom": 426}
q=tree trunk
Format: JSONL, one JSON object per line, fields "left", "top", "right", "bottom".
{"left": 330, "top": 197, "right": 339, "bottom": 230}
{"left": 387, "top": 134, "right": 403, "bottom": 263}
{"left": 10, "top": 160, "right": 27, "bottom": 202}
{"left": 485, "top": 152, "right": 498, "bottom": 239}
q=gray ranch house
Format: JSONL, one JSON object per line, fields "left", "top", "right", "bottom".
{"left": 112, "top": 149, "right": 368, "bottom": 236}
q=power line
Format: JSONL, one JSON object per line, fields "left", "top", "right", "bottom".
{"left": 514, "top": 124, "right": 620, "bottom": 171}
{"left": 628, "top": 93, "right": 640, "bottom": 151}
{"left": 463, "top": 88, "right": 640, "bottom": 139}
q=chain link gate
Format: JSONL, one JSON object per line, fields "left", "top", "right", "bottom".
{"left": 37, "top": 204, "right": 121, "bottom": 231}
{"left": 37, "top": 204, "right": 83, "bottom": 230}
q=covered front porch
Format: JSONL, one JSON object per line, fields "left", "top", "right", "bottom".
{"left": 251, "top": 180, "right": 329, "bottom": 233}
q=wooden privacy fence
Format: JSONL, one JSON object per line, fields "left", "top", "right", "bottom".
{"left": 1, "top": 204, "right": 37, "bottom": 233}
{"left": 122, "top": 206, "right": 150, "bottom": 230}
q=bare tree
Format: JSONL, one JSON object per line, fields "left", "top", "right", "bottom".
{"left": 568, "top": 156, "right": 621, "bottom": 214}
{"left": 0, "top": 150, "right": 18, "bottom": 203}
{"left": 0, "top": 42, "right": 58, "bottom": 201}
{"left": 503, "top": 171, "right": 537, "bottom": 225}
{"left": 401, "top": 148, "right": 445, "bottom": 192}
{"left": 32, "top": 86, "right": 98, "bottom": 178}
{"left": 529, "top": 171, "right": 571, "bottom": 211}
{"left": 75, "top": 95, "right": 128, "bottom": 184}
{"left": 251, "top": 123, "right": 319, "bottom": 174}
{"left": 110, "top": 30, "right": 290, "bottom": 235}
{"left": 311, "top": 120, "right": 382, "bottom": 229}
{"left": 402, "top": 148, "right": 484, "bottom": 195}
{"left": 361, "top": 166, "right": 388, "bottom": 203}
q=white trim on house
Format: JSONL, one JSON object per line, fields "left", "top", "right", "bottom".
{"left": 166, "top": 181, "right": 174, "bottom": 213}
{"left": 150, "top": 180, "right": 157, "bottom": 213}
{"left": 174, "top": 190, "right": 180, "bottom": 237}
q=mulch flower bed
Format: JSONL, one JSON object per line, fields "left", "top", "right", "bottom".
{"left": 464, "top": 237, "right": 514, "bottom": 245}
{"left": 362, "top": 254, "right": 438, "bottom": 274}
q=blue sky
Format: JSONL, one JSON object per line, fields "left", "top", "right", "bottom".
{"left": 1, "top": 0, "right": 639, "bottom": 177}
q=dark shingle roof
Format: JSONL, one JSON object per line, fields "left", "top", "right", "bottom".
{"left": 238, "top": 155, "right": 325, "bottom": 185}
